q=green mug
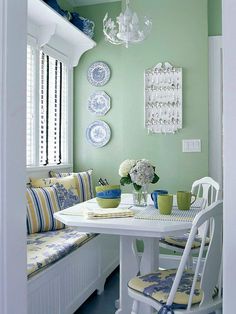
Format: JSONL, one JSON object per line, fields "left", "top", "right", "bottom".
{"left": 158, "top": 194, "right": 173, "bottom": 215}
{"left": 177, "top": 191, "right": 197, "bottom": 210}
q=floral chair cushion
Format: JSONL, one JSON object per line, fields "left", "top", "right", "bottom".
{"left": 161, "top": 234, "right": 210, "bottom": 249}
{"left": 128, "top": 269, "right": 217, "bottom": 309}
{"left": 27, "top": 227, "right": 96, "bottom": 278}
{"left": 49, "top": 170, "right": 94, "bottom": 202}
{"left": 26, "top": 187, "right": 64, "bottom": 234}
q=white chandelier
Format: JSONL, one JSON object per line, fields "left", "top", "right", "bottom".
{"left": 103, "top": 0, "right": 152, "bottom": 48}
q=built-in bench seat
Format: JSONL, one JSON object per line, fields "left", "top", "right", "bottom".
{"left": 27, "top": 169, "right": 119, "bottom": 314}
{"left": 27, "top": 227, "right": 97, "bottom": 278}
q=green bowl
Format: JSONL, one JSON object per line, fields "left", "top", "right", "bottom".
{"left": 96, "top": 197, "right": 121, "bottom": 208}
{"left": 95, "top": 185, "right": 120, "bottom": 193}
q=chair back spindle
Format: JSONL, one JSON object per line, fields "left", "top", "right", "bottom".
{"left": 191, "top": 177, "right": 220, "bottom": 238}
{"left": 200, "top": 210, "right": 223, "bottom": 305}
{"left": 165, "top": 201, "right": 223, "bottom": 310}
{"left": 191, "top": 176, "right": 219, "bottom": 207}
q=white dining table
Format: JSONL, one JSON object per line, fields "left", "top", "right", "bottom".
{"left": 54, "top": 193, "right": 199, "bottom": 314}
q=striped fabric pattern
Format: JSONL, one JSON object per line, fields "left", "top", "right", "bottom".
{"left": 26, "top": 187, "right": 64, "bottom": 234}
{"left": 49, "top": 170, "right": 94, "bottom": 202}
{"left": 30, "top": 175, "right": 79, "bottom": 198}
{"left": 76, "top": 170, "right": 94, "bottom": 202}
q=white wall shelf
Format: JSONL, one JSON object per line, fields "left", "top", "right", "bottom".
{"left": 28, "top": 0, "right": 96, "bottom": 66}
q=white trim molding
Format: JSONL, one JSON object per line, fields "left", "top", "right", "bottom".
{"left": 223, "top": 0, "right": 236, "bottom": 313}
{"left": 66, "top": 0, "right": 120, "bottom": 7}
{"left": 208, "top": 36, "right": 223, "bottom": 200}
{"left": 0, "top": 0, "right": 27, "bottom": 313}
{"left": 28, "top": 0, "right": 96, "bottom": 67}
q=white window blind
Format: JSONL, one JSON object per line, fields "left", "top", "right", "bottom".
{"left": 26, "top": 43, "right": 69, "bottom": 167}
{"left": 26, "top": 44, "right": 35, "bottom": 166}
{"left": 39, "top": 51, "right": 68, "bottom": 166}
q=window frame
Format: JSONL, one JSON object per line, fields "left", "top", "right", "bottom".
{"left": 26, "top": 35, "right": 73, "bottom": 171}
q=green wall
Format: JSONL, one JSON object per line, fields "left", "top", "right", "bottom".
{"left": 208, "top": 0, "right": 222, "bottom": 36}
{"left": 72, "top": 0, "right": 209, "bottom": 194}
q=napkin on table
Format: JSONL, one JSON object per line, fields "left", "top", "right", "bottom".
{"left": 59, "top": 205, "right": 134, "bottom": 219}
{"left": 84, "top": 206, "right": 134, "bottom": 219}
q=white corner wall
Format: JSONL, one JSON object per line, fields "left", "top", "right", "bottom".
{"left": 0, "top": 0, "right": 27, "bottom": 313}
{"left": 209, "top": 36, "right": 223, "bottom": 200}
{"left": 223, "top": 0, "right": 236, "bottom": 311}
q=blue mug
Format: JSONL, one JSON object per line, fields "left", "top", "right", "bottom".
{"left": 151, "top": 189, "right": 168, "bottom": 209}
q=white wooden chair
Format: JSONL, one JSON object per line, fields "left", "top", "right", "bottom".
{"left": 160, "top": 177, "right": 220, "bottom": 268}
{"left": 128, "top": 201, "right": 223, "bottom": 314}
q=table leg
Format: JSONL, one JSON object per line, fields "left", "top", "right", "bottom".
{"left": 140, "top": 237, "right": 159, "bottom": 274}
{"left": 115, "top": 236, "right": 139, "bottom": 314}
{"left": 116, "top": 236, "right": 159, "bottom": 314}
{"left": 138, "top": 237, "right": 159, "bottom": 314}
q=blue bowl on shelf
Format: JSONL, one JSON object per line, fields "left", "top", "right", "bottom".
{"left": 70, "top": 12, "right": 95, "bottom": 38}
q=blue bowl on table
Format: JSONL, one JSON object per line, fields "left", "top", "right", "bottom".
{"left": 96, "top": 189, "right": 121, "bottom": 199}
{"left": 95, "top": 185, "right": 121, "bottom": 208}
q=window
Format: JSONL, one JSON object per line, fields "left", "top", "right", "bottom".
{"left": 26, "top": 41, "right": 71, "bottom": 168}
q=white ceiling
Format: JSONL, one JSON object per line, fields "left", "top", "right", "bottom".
{"left": 65, "top": 0, "right": 120, "bottom": 7}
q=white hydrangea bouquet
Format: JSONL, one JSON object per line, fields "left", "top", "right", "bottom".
{"left": 119, "top": 159, "right": 159, "bottom": 206}
{"left": 119, "top": 159, "right": 159, "bottom": 191}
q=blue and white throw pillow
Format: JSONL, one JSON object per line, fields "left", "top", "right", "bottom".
{"left": 53, "top": 183, "right": 80, "bottom": 209}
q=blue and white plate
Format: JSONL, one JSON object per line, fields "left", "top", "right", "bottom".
{"left": 86, "top": 121, "right": 111, "bottom": 147}
{"left": 87, "top": 62, "right": 111, "bottom": 86}
{"left": 88, "top": 91, "right": 111, "bottom": 116}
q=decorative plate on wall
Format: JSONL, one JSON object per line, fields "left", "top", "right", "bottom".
{"left": 87, "top": 61, "right": 111, "bottom": 86}
{"left": 88, "top": 91, "right": 111, "bottom": 116}
{"left": 86, "top": 120, "right": 111, "bottom": 147}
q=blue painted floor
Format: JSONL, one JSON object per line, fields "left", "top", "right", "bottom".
{"left": 74, "top": 267, "right": 119, "bottom": 314}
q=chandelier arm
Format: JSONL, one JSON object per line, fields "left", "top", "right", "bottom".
{"left": 103, "top": 28, "right": 123, "bottom": 45}
{"left": 103, "top": 2, "right": 152, "bottom": 47}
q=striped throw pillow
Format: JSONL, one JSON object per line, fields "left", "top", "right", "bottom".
{"left": 49, "top": 170, "right": 94, "bottom": 202}
{"left": 30, "top": 175, "right": 79, "bottom": 198}
{"left": 26, "top": 187, "right": 64, "bottom": 234}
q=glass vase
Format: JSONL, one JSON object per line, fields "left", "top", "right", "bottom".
{"left": 132, "top": 185, "right": 149, "bottom": 207}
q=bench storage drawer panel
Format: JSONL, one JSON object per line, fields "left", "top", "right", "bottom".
{"left": 28, "top": 234, "right": 119, "bottom": 314}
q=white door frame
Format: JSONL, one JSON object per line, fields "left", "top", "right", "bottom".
{"left": 208, "top": 36, "right": 223, "bottom": 199}
{"left": 223, "top": 0, "right": 236, "bottom": 312}
{"left": 0, "top": 1, "right": 27, "bottom": 313}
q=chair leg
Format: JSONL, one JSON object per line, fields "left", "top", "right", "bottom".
{"left": 186, "top": 255, "right": 193, "bottom": 269}
{"left": 131, "top": 300, "right": 139, "bottom": 314}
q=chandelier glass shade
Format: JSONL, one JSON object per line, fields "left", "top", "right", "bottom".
{"left": 103, "top": 0, "right": 152, "bottom": 48}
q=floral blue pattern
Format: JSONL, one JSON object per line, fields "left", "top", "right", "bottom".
{"left": 128, "top": 269, "right": 204, "bottom": 309}
{"left": 49, "top": 170, "right": 94, "bottom": 202}
{"left": 27, "top": 227, "right": 96, "bottom": 278}
{"left": 53, "top": 183, "right": 80, "bottom": 209}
